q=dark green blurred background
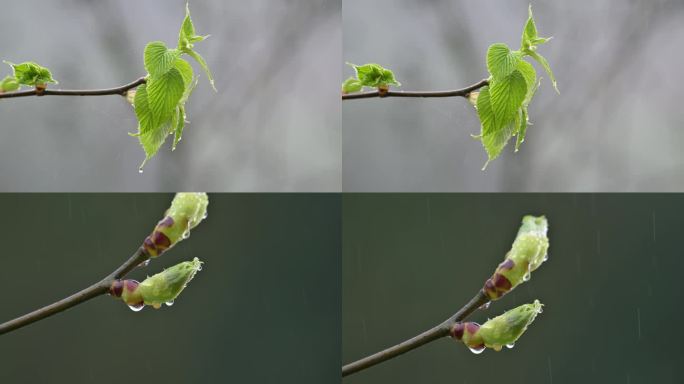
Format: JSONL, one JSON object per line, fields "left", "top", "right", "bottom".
{"left": 0, "top": 194, "right": 340, "bottom": 383}
{"left": 343, "top": 194, "right": 684, "bottom": 384}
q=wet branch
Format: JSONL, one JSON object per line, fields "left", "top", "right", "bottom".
{"left": 342, "top": 290, "right": 489, "bottom": 377}
{"left": 0, "top": 248, "right": 149, "bottom": 335}
{"left": 341, "top": 79, "right": 489, "bottom": 100}
{"left": 0, "top": 77, "right": 146, "bottom": 99}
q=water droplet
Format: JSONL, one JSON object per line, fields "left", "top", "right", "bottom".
{"left": 138, "top": 259, "right": 150, "bottom": 267}
{"left": 128, "top": 303, "right": 144, "bottom": 312}
{"left": 523, "top": 272, "right": 531, "bottom": 282}
{"left": 506, "top": 343, "right": 515, "bottom": 349}
{"left": 493, "top": 344, "right": 503, "bottom": 352}
{"left": 479, "top": 301, "right": 491, "bottom": 310}
{"left": 182, "top": 230, "right": 190, "bottom": 239}
{"left": 165, "top": 300, "right": 174, "bottom": 307}
{"left": 543, "top": 254, "right": 549, "bottom": 262}
{"left": 468, "top": 346, "right": 485, "bottom": 354}
{"left": 152, "top": 303, "right": 161, "bottom": 309}
{"left": 202, "top": 212, "right": 208, "bottom": 220}
{"left": 138, "top": 168, "right": 144, "bottom": 174}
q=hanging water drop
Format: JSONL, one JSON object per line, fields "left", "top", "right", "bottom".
{"left": 479, "top": 301, "right": 491, "bottom": 310}
{"left": 165, "top": 300, "right": 175, "bottom": 307}
{"left": 468, "top": 345, "right": 485, "bottom": 354}
{"left": 128, "top": 303, "right": 144, "bottom": 312}
{"left": 138, "top": 168, "right": 144, "bottom": 174}
{"left": 543, "top": 253, "right": 549, "bottom": 262}
{"left": 506, "top": 343, "right": 515, "bottom": 349}
{"left": 182, "top": 230, "right": 190, "bottom": 239}
{"left": 139, "top": 259, "right": 150, "bottom": 267}
{"left": 523, "top": 271, "right": 531, "bottom": 281}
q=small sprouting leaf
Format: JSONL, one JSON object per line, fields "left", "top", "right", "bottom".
{"left": 144, "top": 41, "right": 180, "bottom": 78}
{"left": 349, "top": 63, "right": 400, "bottom": 89}
{"left": 0, "top": 76, "right": 19, "bottom": 92}
{"left": 486, "top": 44, "right": 521, "bottom": 80}
{"left": 342, "top": 77, "right": 363, "bottom": 94}
{"left": 521, "top": 5, "right": 551, "bottom": 50}
{"left": 4, "top": 61, "right": 57, "bottom": 86}
{"left": 178, "top": 3, "right": 209, "bottom": 51}
{"left": 489, "top": 70, "right": 527, "bottom": 127}
{"left": 146, "top": 68, "right": 185, "bottom": 130}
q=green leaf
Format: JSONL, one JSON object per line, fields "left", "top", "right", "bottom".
{"left": 526, "top": 50, "right": 558, "bottom": 93}
{"left": 146, "top": 68, "right": 185, "bottom": 131}
{"left": 184, "top": 49, "right": 215, "bottom": 91}
{"left": 173, "top": 105, "right": 186, "bottom": 151}
{"left": 0, "top": 75, "right": 19, "bottom": 92}
{"left": 349, "top": 63, "right": 400, "bottom": 88}
{"left": 486, "top": 44, "right": 521, "bottom": 80}
{"left": 138, "top": 114, "right": 175, "bottom": 170}
{"left": 173, "top": 57, "right": 197, "bottom": 102}
{"left": 144, "top": 41, "right": 180, "bottom": 78}
{"left": 4, "top": 61, "right": 57, "bottom": 86}
{"left": 342, "top": 77, "right": 363, "bottom": 93}
{"left": 477, "top": 86, "right": 516, "bottom": 165}
{"left": 489, "top": 70, "right": 527, "bottom": 127}
{"left": 521, "top": 5, "right": 551, "bottom": 51}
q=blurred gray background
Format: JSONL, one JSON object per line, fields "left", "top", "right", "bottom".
{"left": 0, "top": 194, "right": 340, "bottom": 383}
{"left": 0, "top": 0, "right": 340, "bottom": 191}
{"left": 343, "top": 194, "right": 684, "bottom": 383}
{"left": 343, "top": 0, "right": 684, "bottom": 191}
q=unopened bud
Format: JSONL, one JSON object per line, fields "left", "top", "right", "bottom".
{"left": 142, "top": 193, "right": 208, "bottom": 258}
{"left": 483, "top": 215, "right": 548, "bottom": 300}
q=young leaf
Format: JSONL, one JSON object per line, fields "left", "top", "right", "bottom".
{"left": 146, "top": 68, "right": 185, "bottom": 130}
{"left": 515, "top": 107, "right": 528, "bottom": 151}
{"left": 486, "top": 44, "right": 521, "bottom": 80}
{"left": 515, "top": 60, "right": 536, "bottom": 104}
{"left": 476, "top": 86, "right": 514, "bottom": 163}
{"left": 4, "top": 61, "right": 57, "bottom": 86}
{"left": 133, "top": 83, "right": 154, "bottom": 134}
{"left": 138, "top": 114, "right": 176, "bottom": 169}
{"left": 0, "top": 76, "right": 19, "bottom": 92}
{"left": 144, "top": 41, "right": 180, "bottom": 78}
{"left": 489, "top": 70, "right": 527, "bottom": 127}
{"left": 173, "top": 57, "right": 196, "bottom": 102}
{"left": 350, "top": 63, "right": 400, "bottom": 89}
{"left": 342, "top": 77, "right": 363, "bottom": 94}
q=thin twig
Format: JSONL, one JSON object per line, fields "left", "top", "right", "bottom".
{"left": 342, "top": 79, "right": 489, "bottom": 100}
{"left": 342, "top": 290, "right": 489, "bottom": 377}
{"left": 0, "top": 77, "right": 146, "bottom": 99}
{"left": 0, "top": 248, "right": 149, "bottom": 335}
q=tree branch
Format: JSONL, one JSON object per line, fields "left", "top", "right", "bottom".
{"left": 0, "top": 247, "right": 149, "bottom": 335}
{"left": 342, "top": 79, "right": 489, "bottom": 100}
{"left": 342, "top": 290, "right": 490, "bottom": 377}
{"left": 0, "top": 77, "right": 146, "bottom": 99}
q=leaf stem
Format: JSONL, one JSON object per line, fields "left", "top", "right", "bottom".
{"left": 0, "top": 77, "right": 146, "bottom": 99}
{"left": 342, "top": 290, "right": 489, "bottom": 377}
{"left": 342, "top": 79, "right": 489, "bottom": 100}
{"left": 0, "top": 247, "right": 149, "bottom": 335}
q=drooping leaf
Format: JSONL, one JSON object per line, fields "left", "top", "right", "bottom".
{"left": 146, "top": 68, "right": 185, "bottom": 131}
{"left": 138, "top": 112, "right": 176, "bottom": 169}
{"left": 515, "top": 106, "right": 528, "bottom": 152}
{"left": 489, "top": 70, "right": 527, "bottom": 127}
{"left": 477, "top": 86, "right": 516, "bottom": 164}
{"left": 173, "top": 57, "right": 197, "bottom": 102}
{"left": 342, "top": 77, "right": 363, "bottom": 93}
{"left": 144, "top": 42, "right": 180, "bottom": 78}
{"left": 173, "top": 105, "right": 186, "bottom": 150}
{"left": 184, "top": 49, "right": 215, "bottom": 91}
{"left": 4, "top": 61, "right": 57, "bottom": 86}
{"left": 526, "top": 50, "right": 558, "bottom": 93}
{"left": 515, "top": 60, "right": 536, "bottom": 104}
{"left": 0, "top": 75, "right": 19, "bottom": 92}
{"left": 486, "top": 44, "right": 521, "bottom": 80}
